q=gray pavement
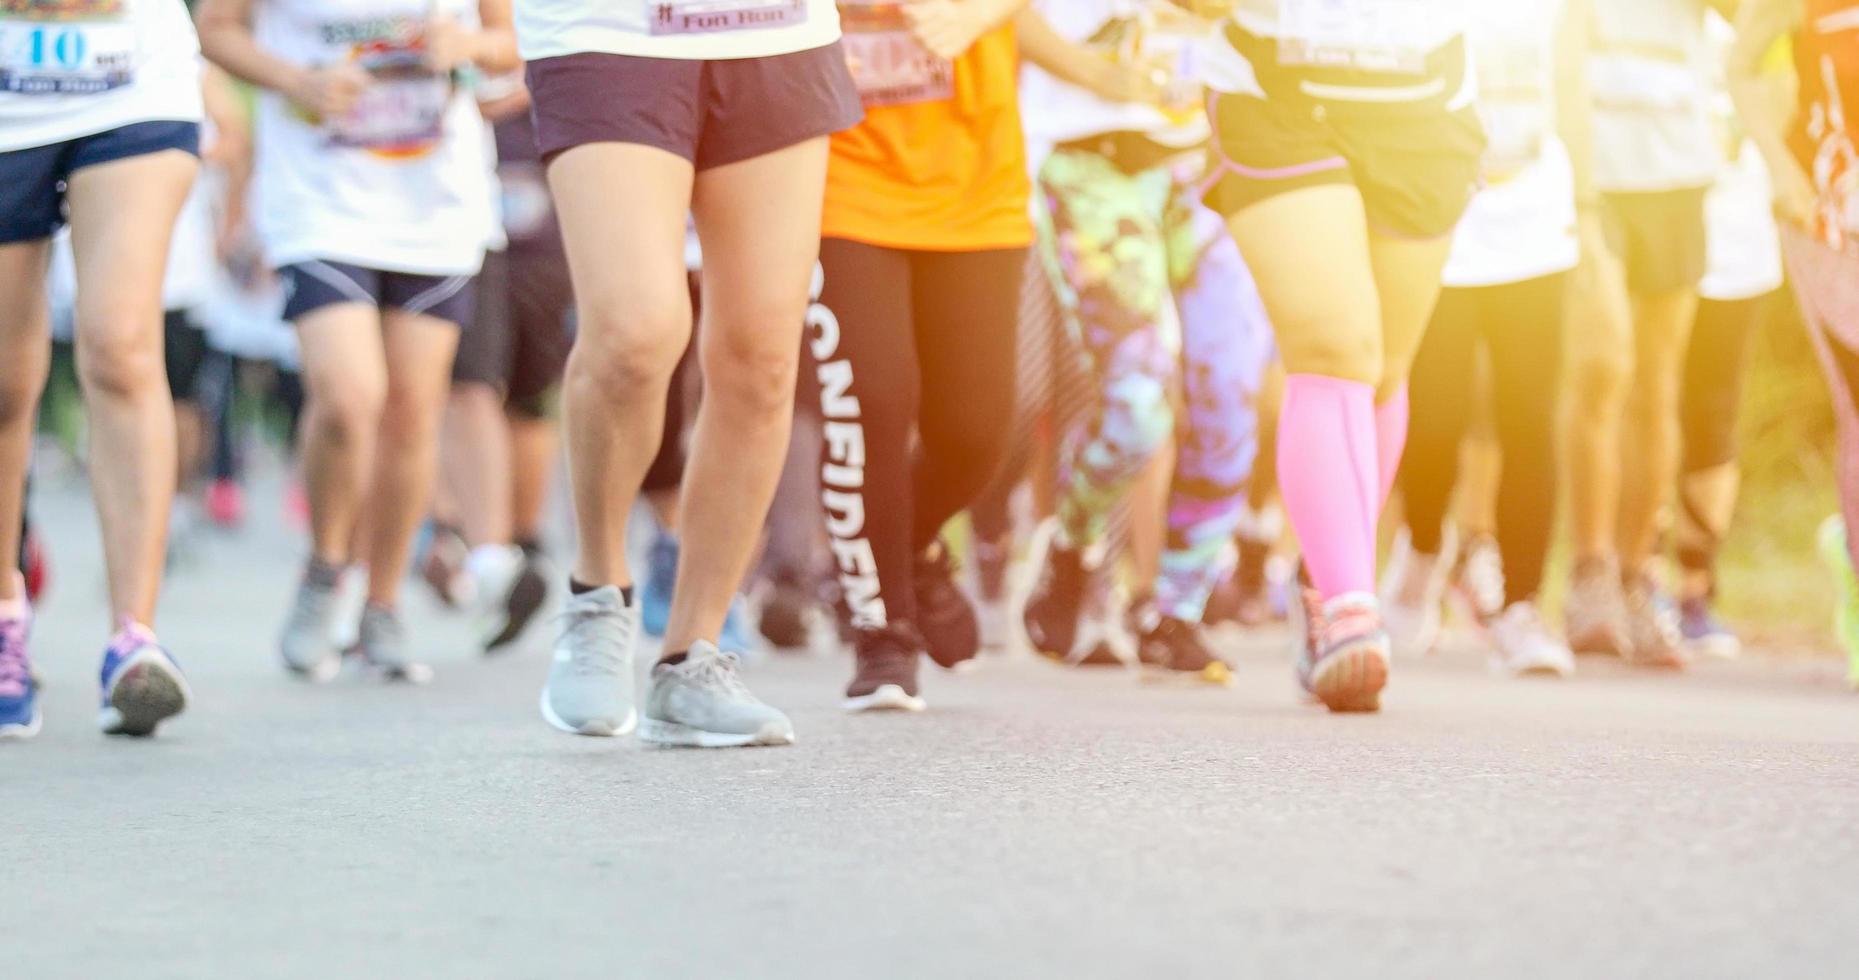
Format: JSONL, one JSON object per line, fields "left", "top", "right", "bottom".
{"left": 7, "top": 477, "right": 1859, "bottom": 979}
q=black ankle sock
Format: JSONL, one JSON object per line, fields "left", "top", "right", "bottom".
{"left": 569, "top": 579, "right": 635, "bottom": 606}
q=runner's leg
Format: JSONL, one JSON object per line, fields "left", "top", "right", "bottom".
{"left": 363, "top": 308, "right": 464, "bottom": 609}
{"left": 296, "top": 304, "right": 389, "bottom": 566}
{"left": 669, "top": 136, "right": 832, "bottom": 652}
{"left": 548, "top": 143, "right": 695, "bottom": 591}
{"left": 0, "top": 240, "right": 52, "bottom": 599}
{"left": 65, "top": 149, "right": 198, "bottom": 626}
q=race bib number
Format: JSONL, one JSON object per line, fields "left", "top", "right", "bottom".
{"left": 327, "top": 49, "right": 449, "bottom": 153}
{"left": 0, "top": 0, "right": 136, "bottom": 96}
{"left": 839, "top": 2, "right": 951, "bottom": 108}
{"left": 1276, "top": 0, "right": 1436, "bottom": 75}
{"left": 649, "top": 0, "right": 808, "bottom": 36}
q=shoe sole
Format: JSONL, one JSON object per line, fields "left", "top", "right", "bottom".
{"left": 283, "top": 653, "right": 341, "bottom": 684}
{"left": 0, "top": 710, "right": 43, "bottom": 740}
{"left": 1308, "top": 642, "right": 1388, "bottom": 714}
{"left": 99, "top": 651, "right": 191, "bottom": 737}
{"left": 638, "top": 718, "right": 795, "bottom": 748}
{"left": 1685, "top": 635, "right": 1742, "bottom": 661}
{"left": 539, "top": 688, "right": 638, "bottom": 737}
{"left": 843, "top": 684, "right": 927, "bottom": 713}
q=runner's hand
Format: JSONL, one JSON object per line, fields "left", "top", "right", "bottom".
{"left": 1771, "top": 160, "right": 1820, "bottom": 231}
{"left": 288, "top": 64, "right": 372, "bottom": 120}
{"left": 425, "top": 15, "right": 475, "bottom": 74}
{"left": 904, "top": 0, "right": 995, "bottom": 61}
{"left": 1089, "top": 59, "right": 1168, "bottom": 106}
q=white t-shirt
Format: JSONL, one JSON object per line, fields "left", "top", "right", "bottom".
{"left": 1444, "top": 0, "right": 1576, "bottom": 288}
{"left": 1210, "top": 0, "right": 1469, "bottom": 97}
{"left": 1589, "top": 0, "right": 1717, "bottom": 193}
{"left": 0, "top": 0, "right": 203, "bottom": 152}
{"left": 251, "top": 0, "right": 493, "bottom": 276}
{"left": 518, "top": 0, "right": 839, "bottom": 62}
{"left": 1019, "top": 0, "right": 1213, "bottom": 151}
{"left": 1701, "top": 140, "right": 1784, "bottom": 301}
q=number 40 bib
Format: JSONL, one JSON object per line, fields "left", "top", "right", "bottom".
{"left": 0, "top": 0, "right": 138, "bottom": 96}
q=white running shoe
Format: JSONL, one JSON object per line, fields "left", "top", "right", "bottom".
{"left": 1487, "top": 601, "right": 1574, "bottom": 678}
{"left": 540, "top": 586, "right": 639, "bottom": 736}
{"left": 1379, "top": 527, "right": 1449, "bottom": 657}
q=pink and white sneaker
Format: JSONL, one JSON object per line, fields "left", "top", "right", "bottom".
{"left": 1295, "top": 592, "right": 1390, "bottom": 713}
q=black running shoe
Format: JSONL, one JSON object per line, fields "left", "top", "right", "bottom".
{"left": 1023, "top": 528, "right": 1088, "bottom": 662}
{"left": 914, "top": 542, "right": 980, "bottom": 669}
{"left": 1137, "top": 616, "right": 1234, "bottom": 686}
{"left": 844, "top": 625, "right": 927, "bottom": 712}
{"left": 484, "top": 553, "right": 550, "bottom": 655}
{"left": 758, "top": 571, "right": 816, "bottom": 650}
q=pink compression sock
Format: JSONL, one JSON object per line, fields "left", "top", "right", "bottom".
{"left": 1375, "top": 383, "right": 1409, "bottom": 513}
{"left": 1277, "top": 374, "right": 1379, "bottom": 599}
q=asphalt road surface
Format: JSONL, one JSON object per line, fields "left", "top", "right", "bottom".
{"left": 8, "top": 479, "right": 1859, "bottom": 979}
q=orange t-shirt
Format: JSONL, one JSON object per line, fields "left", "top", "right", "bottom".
{"left": 823, "top": 18, "right": 1034, "bottom": 252}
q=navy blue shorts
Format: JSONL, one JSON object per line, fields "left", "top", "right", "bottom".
{"left": 0, "top": 120, "right": 201, "bottom": 244}
{"left": 525, "top": 41, "right": 862, "bottom": 170}
{"left": 277, "top": 259, "right": 477, "bottom": 328}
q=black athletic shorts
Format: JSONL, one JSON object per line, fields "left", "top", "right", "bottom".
{"left": 525, "top": 41, "right": 863, "bottom": 169}
{"left": 1201, "top": 29, "right": 1485, "bottom": 239}
{"left": 1602, "top": 188, "right": 1708, "bottom": 295}
{"left": 0, "top": 120, "right": 199, "bottom": 244}
{"left": 277, "top": 259, "right": 476, "bottom": 328}
{"left": 454, "top": 248, "right": 574, "bottom": 417}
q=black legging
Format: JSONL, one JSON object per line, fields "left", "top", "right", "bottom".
{"left": 1676, "top": 294, "right": 1767, "bottom": 581}
{"left": 810, "top": 239, "right": 1023, "bottom": 628}
{"left": 1400, "top": 273, "right": 1567, "bottom": 606}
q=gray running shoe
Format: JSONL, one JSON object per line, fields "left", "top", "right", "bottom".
{"left": 1565, "top": 556, "right": 1633, "bottom": 657}
{"left": 641, "top": 641, "right": 794, "bottom": 748}
{"left": 356, "top": 604, "right": 434, "bottom": 684}
{"left": 540, "top": 586, "right": 638, "bottom": 736}
{"left": 1623, "top": 577, "right": 1689, "bottom": 670}
{"left": 280, "top": 561, "right": 344, "bottom": 682}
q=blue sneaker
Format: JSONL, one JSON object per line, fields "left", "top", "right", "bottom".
{"left": 1679, "top": 597, "right": 1741, "bottom": 660}
{"left": 98, "top": 622, "right": 191, "bottom": 737}
{"left": 0, "top": 603, "right": 39, "bottom": 740}
{"left": 642, "top": 531, "right": 757, "bottom": 652}
{"left": 720, "top": 596, "right": 758, "bottom": 656}
{"left": 641, "top": 532, "right": 678, "bottom": 638}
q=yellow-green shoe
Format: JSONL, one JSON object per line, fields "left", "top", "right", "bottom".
{"left": 1817, "top": 515, "right": 1859, "bottom": 689}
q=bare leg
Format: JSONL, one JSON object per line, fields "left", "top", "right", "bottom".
{"left": 0, "top": 240, "right": 52, "bottom": 601}
{"left": 362, "top": 309, "right": 461, "bottom": 607}
{"left": 1617, "top": 288, "right": 1700, "bottom": 573}
{"left": 548, "top": 143, "right": 695, "bottom": 589}
{"left": 1125, "top": 438, "right": 1175, "bottom": 594}
{"left": 65, "top": 150, "right": 197, "bottom": 627}
{"left": 296, "top": 304, "right": 388, "bottom": 565}
{"left": 1562, "top": 254, "right": 1635, "bottom": 561}
{"left": 665, "top": 137, "right": 831, "bottom": 652}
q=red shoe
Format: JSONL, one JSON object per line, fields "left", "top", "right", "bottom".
{"left": 22, "top": 530, "right": 48, "bottom": 604}
{"left": 206, "top": 478, "right": 246, "bottom": 529}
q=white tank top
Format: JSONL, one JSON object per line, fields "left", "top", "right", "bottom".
{"left": 1588, "top": 0, "right": 1717, "bottom": 192}
{"left": 251, "top": 0, "right": 493, "bottom": 276}
{"left": 517, "top": 0, "right": 840, "bottom": 62}
{"left": 0, "top": 0, "right": 203, "bottom": 152}
{"left": 1210, "top": 0, "right": 1470, "bottom": 97}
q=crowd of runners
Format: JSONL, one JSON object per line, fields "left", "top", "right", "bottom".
{"left": 4, "top": 0, "right": 1859, "bottom": 744}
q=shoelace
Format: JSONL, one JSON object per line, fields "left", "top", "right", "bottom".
{"left": 560, "top": 604, "right": 632, "bottom": 677}
{"left": 0, "top": 621, "right": 29, "bottom": 697}
{"left": 683, "top": 650, "right": 753, "bottom": 700}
